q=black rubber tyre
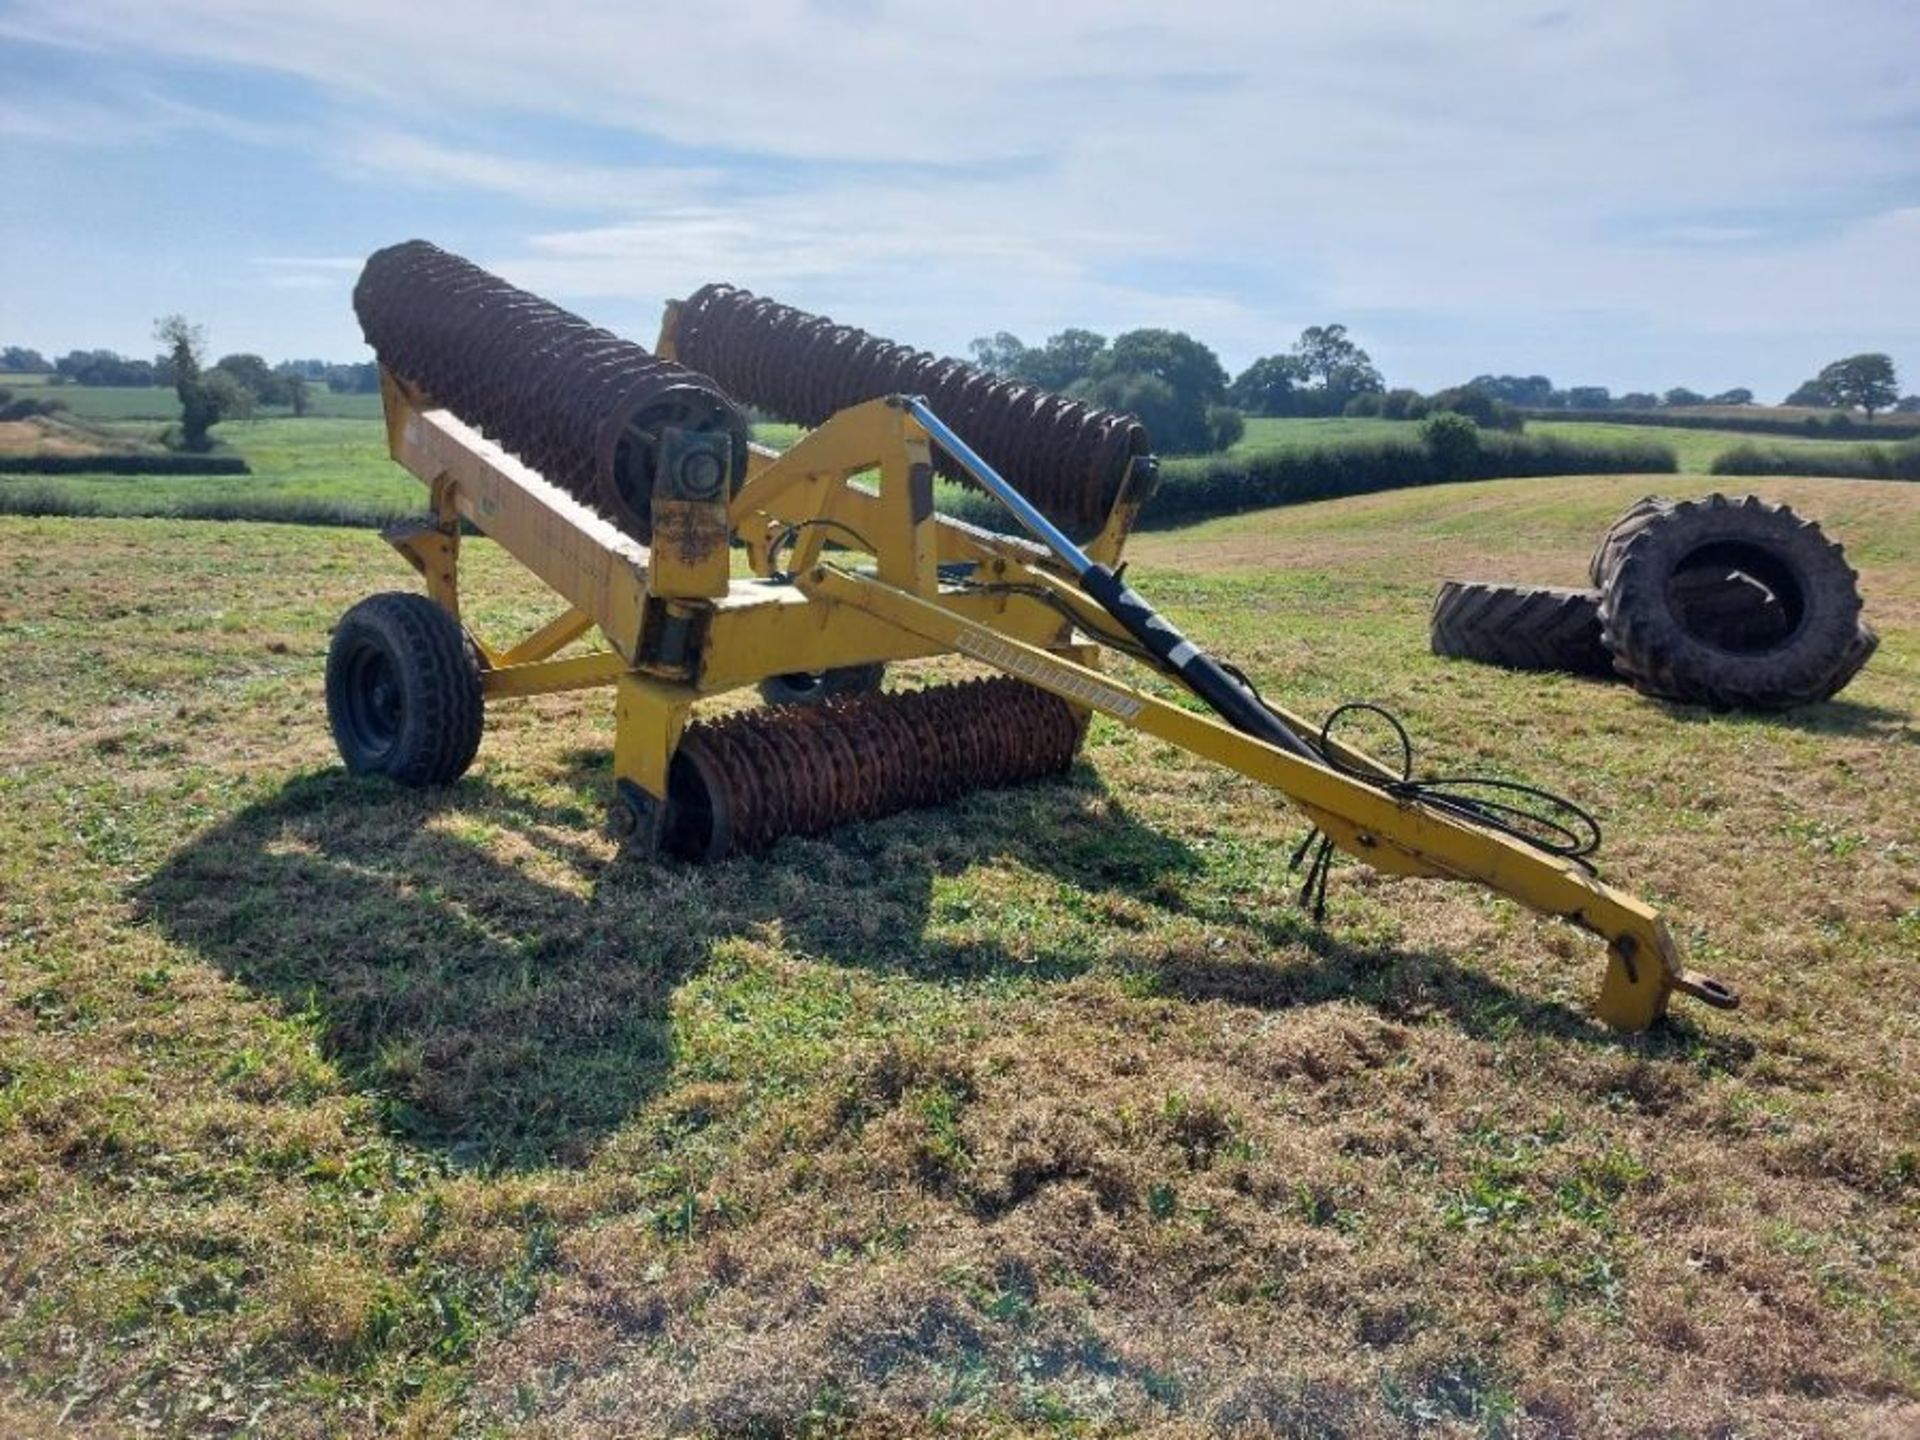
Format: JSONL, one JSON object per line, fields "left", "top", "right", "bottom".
{"left": 1430, "top": 581, "right": 1615, "bottom": 677}
{"left": 1588, "top": 495, "right": 1672, "bottom": 589}
{"left": 1592, "top": 494, "right": 1813, "bottom": 652}
{"left": 1825, "top": 619, "right": 1880, "bottom": 699}
{"left": 1596, "top": 493, "right": 1865, "bottom": 709}
{"left": 326, "top": 592, "right": 484, "bottom": 785}
{"left": 757, "top": 662, "right": 886, "bottom": 708}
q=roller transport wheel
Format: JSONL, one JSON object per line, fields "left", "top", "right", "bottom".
{"left": 1596, "top": 493, "right": 1866, "bottom": 709}
{"left": 1430, "top": 581, "right": 1616, "bottom": 677}
{"left": 757, "top": 663, "right": 887, "bottom": 708}
{"left": 326, "top": 592, "right": 484, "bottom": 786}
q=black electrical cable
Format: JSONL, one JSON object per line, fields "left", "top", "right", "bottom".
{"left": 1318, "top": 703, "right": 1602, "bottom": 863}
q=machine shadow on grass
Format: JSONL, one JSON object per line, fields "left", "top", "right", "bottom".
{"left": 135, "top": 757, "right": 1733, "bottom": 1173}
{"left": 1657, "top": 693, "right": 1914, "bottom": 741}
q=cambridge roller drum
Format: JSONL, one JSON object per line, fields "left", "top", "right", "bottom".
{"left": 663, "top": 283, "right": 1151, "bottom": 539}
{"left": 355, "top": 240, "right": 749, "bottom": 544}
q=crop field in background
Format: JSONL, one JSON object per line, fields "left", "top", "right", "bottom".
{"left": 0, "top": 376, "right": 385, "bottom": 422}
{"left": 1, "top": 474, "right": 1914, "bottom": 1437}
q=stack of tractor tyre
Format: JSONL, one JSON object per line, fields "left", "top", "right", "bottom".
{"left": 1431, "top": 494, "right": 1876, "bottom": 710}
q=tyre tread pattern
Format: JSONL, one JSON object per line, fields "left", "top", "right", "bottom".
{"left": 1430, "top": 581, "right": 1614, "bottom": 677}
{"left": 1587, "top": 494, "right": 1676, "bottom": 590}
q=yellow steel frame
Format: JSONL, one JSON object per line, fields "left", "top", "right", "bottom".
{"left": 371, "top": 369, "right": 1733, "bottom": 1031}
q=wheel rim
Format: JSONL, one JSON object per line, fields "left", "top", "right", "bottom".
{"left": 341, "top": 642, "right": 403, "bottom": 759}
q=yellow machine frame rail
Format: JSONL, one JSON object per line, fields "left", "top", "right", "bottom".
{"left": 374, "top": 370, "right": 1736, "bottom": 1032}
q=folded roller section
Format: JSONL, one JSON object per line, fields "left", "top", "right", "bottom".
{"left": 355, "top": 240, "right": 749, "bottom": 543}
{"left": 670, "top": 283, "right": 1150, "bottom": 539}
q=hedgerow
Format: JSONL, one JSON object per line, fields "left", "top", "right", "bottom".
{"left": 1710, "top": 439, "right": 1920, "bottom": 481}
{"left": 1524, "top": 409, "right": 1920, "bottom": 441}
{"left": 0, "top": 453, "right": 251, "bottom": 476}
{"left": 945, "top": 428, "right": 1674, "bottom": 532}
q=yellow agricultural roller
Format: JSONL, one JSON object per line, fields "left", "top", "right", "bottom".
{"left": 330, "top": 240, "right": 1737, "bottom": 1031}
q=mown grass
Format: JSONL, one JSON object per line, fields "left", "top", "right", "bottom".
{"left": 2, "top": 474, "right": 1915, "bottom": 1436}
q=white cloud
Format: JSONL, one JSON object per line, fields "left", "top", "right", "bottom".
{"left": 3, "top": 0, "right": 1917, "bottom": 389}
{"left": 328, "top": 133, "right": 724, "bottom": 212}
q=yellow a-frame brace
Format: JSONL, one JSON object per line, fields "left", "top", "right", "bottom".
{"left": 374, "top": 370, "right": 1736, "bottom": 1032}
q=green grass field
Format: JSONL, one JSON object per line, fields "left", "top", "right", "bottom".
{"left": 1229, "top": 416, "right": 1412, "bottom": 453}
{"left": 3, "top": 403, "right": 1905, "bottom": 533}
{"left": 0, "top": 418, "right": 812, "bottom": 523}
{"left": 1530, "top": 419, "right": 1880, "bottom": 475}
{"left": 0, "top": 418, "right": 416, "bottom": 517}
{"left": 2, "top": 475, "right": 1914, "bottom": 1437}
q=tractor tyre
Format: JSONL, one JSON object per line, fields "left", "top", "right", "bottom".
{"left": 1596, "top": 493, "right": 1866, "bottom": 709}
{"left": 326, "top": 592, "right": 484, "bottom": 785}
{"left": 1824, "top": 618, "right": 1880, "bottom": 697}
{"left": 1588, "top": 495, "right": 1673, "bottom": 589}
{"left": 1590, "top": 493, "right": 1832, "bottom": 654}
{"left": 758, "top": 663, "right": 887, "bottom": 708}
{"left": 1429, "top": 581, "right": 1615, "bottom": 677}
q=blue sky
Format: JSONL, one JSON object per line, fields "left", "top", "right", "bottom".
{"left": 3, "top": 0, "right": 1917, "bottom": 398}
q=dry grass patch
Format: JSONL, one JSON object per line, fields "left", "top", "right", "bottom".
{"left": 0, "top": 478, "right": 1915, "bottom": 1435}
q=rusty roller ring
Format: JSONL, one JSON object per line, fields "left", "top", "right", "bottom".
{"left": 659, "top": 679, "right": 1085, "bottom": 859}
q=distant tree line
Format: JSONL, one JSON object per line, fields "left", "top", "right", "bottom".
{"left": 1, "top": 342, "right": 379, "bottom": 400}
{"left": 9, "top": 322, "right": 1913, "bottom": 459}
{"left": 1781, "top": 354, "right": 1906, "bottom": 419}
{"left": 970, "top": 321, "right": 1916, "bottom": 453}
{"left": 967, "top": 327, "right": 1246, "bottom": 452}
